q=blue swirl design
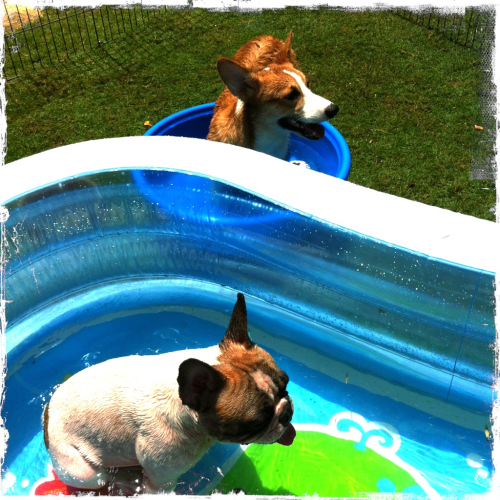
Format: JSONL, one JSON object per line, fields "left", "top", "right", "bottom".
{"left": 377, "top": 478, "right": 425, "bottom": 495}
{"left": 336, "top": 417, "right": 395, "bottom": 452}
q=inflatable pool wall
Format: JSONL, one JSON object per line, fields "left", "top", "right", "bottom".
{"left": 1, "top": 137, "right": 496, "bottom": 415}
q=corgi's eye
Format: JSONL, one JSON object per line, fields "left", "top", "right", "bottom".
{"left": 284, "top": 89, "right": 300, "bottom": 101}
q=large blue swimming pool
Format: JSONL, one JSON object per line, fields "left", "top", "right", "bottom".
{"left": 1, "top": 150, "right": 496, "bottom": 497}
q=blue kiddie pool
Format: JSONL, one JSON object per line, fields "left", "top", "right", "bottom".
{"left": 143, "top": 102, "right": 351, "bottom": 178}
{"left": 134, "top": 103, "right": 351, "bottom": 221}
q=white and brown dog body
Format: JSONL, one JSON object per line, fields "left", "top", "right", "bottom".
{"left": 43, "top": 294, "right": 295, "bottom": 494}
{"left": 207, "top": 32, "right": 339, "bottom": 160}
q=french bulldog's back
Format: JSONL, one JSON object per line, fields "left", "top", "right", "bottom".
{"left": 45, "top": 346, "right": 220, "bottom": 489}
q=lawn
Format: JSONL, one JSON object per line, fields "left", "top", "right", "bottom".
{"left": 4, "top": 7, "right": 495, "bottom": 221}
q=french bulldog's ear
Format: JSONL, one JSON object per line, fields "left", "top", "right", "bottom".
{"left": 220, "top": 293, "right": 255, "bottom": 350}
{"left": 178, "top": 359, "right": 226, "bottom": 413}
{"left": 217, "top": 58, "right": 257, "bottom": 101}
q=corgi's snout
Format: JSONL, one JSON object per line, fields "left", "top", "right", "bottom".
{"left": 325, "top": 103, "right": 339, "bottom": 119}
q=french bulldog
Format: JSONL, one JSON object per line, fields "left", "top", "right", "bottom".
{"left": 43, "top": 293, "right": 295, "bottom": 494}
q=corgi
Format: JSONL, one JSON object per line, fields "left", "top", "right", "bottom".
{"left": 207, "top": 32, "right": 338, "bottom": 161}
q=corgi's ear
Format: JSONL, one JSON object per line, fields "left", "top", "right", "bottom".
{"left": 276, "top": 31, "right": 294, "bottom": 64}
{"left": 219, "top": 293, "right": 255, "bottom": 350}
{"left": 217, "top": 58, "right": 257, "bottom": 101}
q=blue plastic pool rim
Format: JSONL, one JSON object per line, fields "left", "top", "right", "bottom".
{"left": 145, "top": 103, "right": 216, "bottom": 137}
{"left": 144, "top": 102, "right": 352, "bottom": 181}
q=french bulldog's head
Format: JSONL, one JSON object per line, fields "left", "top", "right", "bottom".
{"left": 177, "top": 293, "right": 295, "bottom": 447}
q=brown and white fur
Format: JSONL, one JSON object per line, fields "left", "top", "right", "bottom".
{"left": 207, "top": 32, "right": 339, "bottom": 160}
{"left": 43, "top": 294, "right": 295, "bottom": 495}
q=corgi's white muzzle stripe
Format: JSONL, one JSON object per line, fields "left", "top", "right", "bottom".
{"left": 283, "top": 70, "right": 337, "bottom": 123}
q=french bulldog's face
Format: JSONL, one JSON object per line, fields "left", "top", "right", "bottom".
{"left": 177, "top": 294, "right": 295, "bottom": 447}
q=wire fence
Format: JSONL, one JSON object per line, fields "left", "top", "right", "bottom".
{"left": 394, "top": 8, "right": 497, "bottom": 183}
{"left": 2, "top": 3, "right": 168, "bottom": 81}
{"left": 394, "top": 8, "right": 493, "bottom": 52}
{"left": 4, "top": 4, "right": 493, "bottom": 81}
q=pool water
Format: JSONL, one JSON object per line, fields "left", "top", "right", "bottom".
{"left": 2, "top": 288, "right": 492, "bottom": 497}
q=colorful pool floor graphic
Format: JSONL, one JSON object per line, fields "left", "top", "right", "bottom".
{"left": 2, "top": 413, "right": 429, "bottom": 497}
{"left": 2, "top": 409, "right": 491, "bottom": 498}
{"left": 211, "top": 413, "right": 434, "bottom": 497}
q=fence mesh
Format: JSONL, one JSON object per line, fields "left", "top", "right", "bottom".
{"left": 3, "top": 3, "right": 167, "bottom": 81}
{"left": 395, "top": 7, "right": 496, "bottom": 182}
{"left": 394, "top": 8, "right": 492, "bottom": 51}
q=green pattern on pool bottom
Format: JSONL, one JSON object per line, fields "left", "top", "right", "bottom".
{"left": 215, "top": 431, "right": 421, "bottom": 496}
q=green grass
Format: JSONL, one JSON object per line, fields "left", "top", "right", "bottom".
{"left": 5, "top": 7, "right": 495, "bottom": 221}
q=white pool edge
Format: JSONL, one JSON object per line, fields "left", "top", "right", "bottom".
{"left": 1, "top": 135, "right": 499, "bottom": 274}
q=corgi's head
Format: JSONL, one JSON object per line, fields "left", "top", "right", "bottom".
{"left": 216, "top": 32, "right": 338, "bottom": 141}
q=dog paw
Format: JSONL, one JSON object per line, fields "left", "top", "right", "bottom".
{"left": 290, "top": 160, "right": 311, "bottom": 169}
{"left": 108, "top": 466, "right": 145, "bottom": 496}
